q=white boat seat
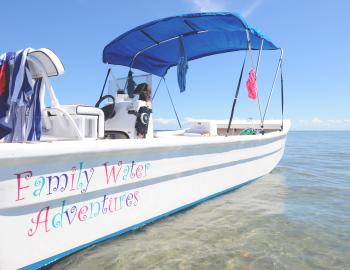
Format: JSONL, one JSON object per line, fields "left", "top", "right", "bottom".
{"left": 42, "top": 105, "right": 104, "bottom": 140}
{"left": 185, "top": 121, "right": 218, "bottom": 136}
{"left": 62, "top": 105, "right": 105, "bottom": 139}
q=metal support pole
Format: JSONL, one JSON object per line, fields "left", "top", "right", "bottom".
{"left": 99, "top": 68, "right": 111, "bottom": 100}
{"left": 280, "top": 62, "right": 284, "bottom": 131}
{"left": 255, "top": 39, "right": 264, "bottom": 76}
{"left": 151, "top": 77, "right": 163, "bottom": 101}
{"left": 226, "top": 52, "right": 247, "bottom": 136}
{"left": 129, "top": 30, "right": 208, "bottom": 70}
{"left": 163, "top": 78, "right": 182, "bottom": 129}
{"left": 246, "top": 30, "right": 254, "bottom": 67}
{"left": 246, "top": 30, "right": 264, "bottom": 130}
{"left": 262, "top": 49, "right": 284, "bottom": 123}
{"left": 255, "top": 39, "right": 264, "bottom": 131}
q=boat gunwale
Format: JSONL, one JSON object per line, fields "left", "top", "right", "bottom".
{"left": 0, "top": 123, "right": 289, "bottom": 162}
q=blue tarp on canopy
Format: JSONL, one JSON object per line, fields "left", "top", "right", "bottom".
{"left": 103, "top": 12, "right": 279, "bottom": 77}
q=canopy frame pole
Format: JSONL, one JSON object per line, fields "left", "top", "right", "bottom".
{"left": 129, "top": 30, "right": 208, "bottom": 71}
{"left": 226, "top": 52, "right": 247, "bottom": 136}
{"left": 151, "top": 76, "right": 163, "bottom": 101}
{"left": 262, "top": 48, "right": 284, "bottom": 123}
{"left": 255, "top": 39, "right": 265, "bottom": 132}
{"left": 99, "top": 67, "right": 111, "bottom": 100}
{"left": 280, "top": 61, "right": 284, "bottom": 131}
{"left": 123, "top": 67, "right": 132, "bottom": 92}
{"left": 130, "top": 36, "right": 180, "bottom": 69}
{"left": 246, "top": 30, "right": 254, "bottom": 68}
{"left": 163, "top": 77, "right": 182, "bottom": 129}
{"left": 255, "top": 39, "right": 264, "bottom": 76}
{"left": 246, "top": 30, "right": 264, "bottom": 131}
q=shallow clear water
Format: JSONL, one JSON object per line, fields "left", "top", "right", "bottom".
{"left": 48, "top": 131, "right": 350, "bottom": 270}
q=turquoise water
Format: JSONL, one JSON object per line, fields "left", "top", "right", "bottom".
{"left": 48, "top": 131, "right": 350, "bottom": 270}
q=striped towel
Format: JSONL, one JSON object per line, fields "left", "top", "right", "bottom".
{"left": 0, "top": 48, "right": 43, "bottom": 142}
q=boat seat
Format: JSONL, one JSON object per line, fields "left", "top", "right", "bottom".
{"left": 62, "top": 105, "right": 105, "bottom": 138}
{"left": 184, "top": 121, "right": 217, "bottom": 137}
{"left": 42, "top": 105, "right": 105, "bottom": 140}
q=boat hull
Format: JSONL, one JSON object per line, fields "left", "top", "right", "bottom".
{"left": 0, "top": 130, "right": 288, "bottom": 269}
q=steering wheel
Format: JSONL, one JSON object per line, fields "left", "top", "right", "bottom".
{"left": 95, "top": 95, "right": 116, "bottom": 120}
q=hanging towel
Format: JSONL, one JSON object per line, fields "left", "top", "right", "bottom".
{"left": 0, "top": 48, "right": 44, "bottom": 142}
{"left": 177, "top": 35, "right": 188, "bottom": 93}
{"left": 2, "top": 49, "right": 33, "bottom": 142}
{"left": 10, "top": 48, "right": 33, "bottom": 106}
{"left": 0, "top": 52, "right": 15, "bottom": 117}
{"left": 246, "top": 68, "right": 257, "bottom": 100}
{"left": 0, "top": 62, "right": 6, "bottom": 96}
{"left": 0, "top": 52, "right": 15, "bottom": 138}
{"left": 26, "top": 78, "right": 42, "bottom": 141}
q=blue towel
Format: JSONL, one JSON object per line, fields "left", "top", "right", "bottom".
{"left": 26, "top": 78, "right": 42, "bottom": 141}
{"left": 0, "top": 123, "right": 11, "bottom": 138}
{"left": 177, "top": 36, "right": 188, "bottom": 93}
{"left": 0, "top": 48, "right": 42, "bottom": 142}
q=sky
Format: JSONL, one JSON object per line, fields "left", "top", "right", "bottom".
{"left": 1, "top": 0, "right": 350, "bottom": 130}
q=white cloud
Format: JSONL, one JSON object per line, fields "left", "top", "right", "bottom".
{"left": 242, "top": 0, "right": 262, "bottom": 18}
{"left": 186, "top": 0, "right": 226, "bottom": 12}
{"left": 295, "top": 118, "right": 350, "bottom": 130}
{"left": 153, "top": 118, "right": 177, "bottom": 125}
{"left": 311, "top": 117, "right": 322, "bottom": 124}
{"left": 183, "top": 117, "right": 198, "bottom": 123}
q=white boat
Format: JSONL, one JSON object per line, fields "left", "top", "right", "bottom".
{"left": 0, "top": 13, "right": 290, "bottom": 269}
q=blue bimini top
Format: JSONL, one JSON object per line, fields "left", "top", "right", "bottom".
{"left": 103, "top": 12, "right": 279, "bottom": 77}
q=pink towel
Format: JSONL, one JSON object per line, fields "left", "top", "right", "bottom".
{"left": 246, "top": 69, "right": 257, "bottom": 100}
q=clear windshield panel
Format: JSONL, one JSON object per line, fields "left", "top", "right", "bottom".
{"left": 108, "top": 73, "right": 152, "bottom": 99}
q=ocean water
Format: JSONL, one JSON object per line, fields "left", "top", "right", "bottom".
{"left": 48, "top": 131, "right": 350, "bottom": 270}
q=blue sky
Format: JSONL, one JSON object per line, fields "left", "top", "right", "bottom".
{"left": 2, "top": 0, "right": 350, "bottom": 130}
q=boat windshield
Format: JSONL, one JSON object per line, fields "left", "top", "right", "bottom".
{"left": 108, "top": 73, "right": 152, "bottom": 98}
